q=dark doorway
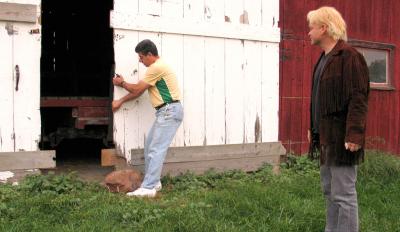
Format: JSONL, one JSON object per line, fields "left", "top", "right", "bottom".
{"left": 40, "top": 0, "right": 115, "bottom": 163}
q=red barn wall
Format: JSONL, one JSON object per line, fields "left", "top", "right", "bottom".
{"left": 279, "top": 0, "right": 400, "bottom": 155}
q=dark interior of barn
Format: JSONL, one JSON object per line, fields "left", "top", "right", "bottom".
{"left": 40, "top": 0, "right": 114, "bottom": 163}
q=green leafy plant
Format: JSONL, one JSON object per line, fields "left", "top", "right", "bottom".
{"left": 18, "top": 171, "right": 85, "bottom": 194}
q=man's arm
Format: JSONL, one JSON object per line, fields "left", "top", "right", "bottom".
{"left": 112, "top": 75, "right": 151, "bottom": 112}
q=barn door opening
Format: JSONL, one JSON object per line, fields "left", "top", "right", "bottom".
{"left": 40, "top": 0, "right": 115, "bottom": 163}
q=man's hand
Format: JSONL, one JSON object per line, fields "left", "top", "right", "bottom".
{"left": 307, "top": 130, "right": 311, "bottom": 143}
{"left": 113, "top": 74, "right": 125, "bottom": 87}
{"left": 112, "top": 99, "right": 123, "bottom": 112}
{"left": 345, "top": 142, "right": 361, "bottom": 152}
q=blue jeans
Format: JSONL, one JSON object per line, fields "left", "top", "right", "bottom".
{"left": 141, "top": 102, "right": 183, "bottom": 189}
{"left": 320, "top": 165, "right": 359, "bottom": 232}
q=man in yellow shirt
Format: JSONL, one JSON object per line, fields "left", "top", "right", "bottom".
{"left": 112, "top": 39, "right": 183, "bottom": 198}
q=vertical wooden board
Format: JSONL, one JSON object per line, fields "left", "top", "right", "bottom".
{"left": 289, "top": 143, "right": 302, "bottom": 155}
{"left": 224, "top": 0, "right": 243, "bottom": 24}
{"left": 161, "top": 0, "right": 183, "bottom": 18}
{"left": 393, "top": 0, "right": 400, "bottom": 154}
{"left": 243, "top": 40, "right": 262, "bottom": 143}
{"left": 378, "top": 92, "right": 391, "bottom": 151}
{"left": 302, "top": 42, "right": 315, "bottom": 98}
{"left": 392, "top": 0, "right": 400, "bottom": 45}
{"left": 262, "top": 0, "right": 279, "bottom": 28}
{"left": 113, "top": 29, "right": 140, "bottom": 158}
{"left": 0, "top": 22, "right": 14, "bottom": 152}
{"left": 280, "top": 0, "right": 306, "bottom": 39}
{"left": 279, "top": 98, "right": 291, "bottom": 144}
{"left": 281, "top": 40, "right": 305, "bottom": 98}
{"left": 183, "top": 35, "right": 205, "bottom": 146}
{"left": 13, "top": 23, "right": 41, "bottom": 151}
{"left": 183, "top": 0, "right": 204, "bottom": 21}
{"left": 224, "top": 39, "right": 244, "bottom": 144}
{"left": 280, "top": 40, "right": 292, "bottom": 98}
{"left": 290, "top": 99, "right": 303, "bottom": 143}
{"left": 203, "top": 0, "right": 225, "bottom": 146}
{"left": 301, "top": 97, "right": 310, "bottom": 151}
{"left": 137, "top": 32, "right": 162, "bottom": 150}
{"left": 204, "top": 37, "right": 225, "bottom": 145}
{"left": 388, "top": 92, "right": 398, "bottom": 153}
{"left": 290, "top": 41, "right": 304, "bottom": 98}
{"left": 370, "top": 0, "right": 390, "bottom": 42}
{"left": 114, "top": 0, "right": 138, "bottom": 14}
{"left": 138, "top": 0, "right": 161, "bottom": 16}
{"left": 262, "top": 42, "right": 279, "bottom": 142}
{"left": 244, "top": 0, "right": 262, "bottom": 26}
{"left": 161, "top": 33, "right": 185, "bottom": 147}
{"left": 366, "top": 93, "right": 379, "bottom": 149}
{"left": 204, "top": 0, "right": 225, "bottom": 23}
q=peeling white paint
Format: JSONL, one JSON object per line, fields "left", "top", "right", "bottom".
{"left": 0, "top": 171, "right": 14, "bottom": 183}
{"left": 0, "top": 1, "right": 41, "bottom": 152}
{"left": 111, "top": 0, "right": 281, "bottom": 161}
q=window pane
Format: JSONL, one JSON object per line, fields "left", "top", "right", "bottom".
{"left": 357, "top": 48, "right": 388, "bottom": 84}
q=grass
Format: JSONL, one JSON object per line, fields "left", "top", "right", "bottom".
{"left": 0, "top": 150, "right": 399, "bottom": 232}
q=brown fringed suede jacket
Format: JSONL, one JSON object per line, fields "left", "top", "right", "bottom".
{"left": 310, "top": 40, "right": 370, "bottom": 166}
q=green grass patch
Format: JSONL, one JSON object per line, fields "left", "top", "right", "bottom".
{"left": 0, "top": 151, "right": 399, "bottom": 231}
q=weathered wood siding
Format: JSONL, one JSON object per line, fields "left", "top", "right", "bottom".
{"left": 280, "top": 0, "right": 400, "bottom": 155}
{"left": 111, "top": 0, "right": 281, "bottom": 161}
{"left": 0, "top": 0, "right": 41, "bottom": 152}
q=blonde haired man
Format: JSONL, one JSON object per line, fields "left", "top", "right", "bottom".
{"left": 307, "top": 6, "right": 369, "bottom": 232}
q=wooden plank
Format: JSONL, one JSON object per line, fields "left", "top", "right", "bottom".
{"left": 392, "top": 0, "right": 400, "bottom": 154}
{"left": 183, "top": 35, "right": 205, "bottom": 146}
{"left": 113, "top": 29, "right": 140, "bottom": 157}
{"left": 113, "top": 0, "right": 140, "bottom": 158}
{"left": 243, "top": 40, "right": 262, "bottom": 143}
{"left": 262, "top": 42, "right": 280, "bottom": 142}
{"left": 301, "top": 97, "right": 310, "bottom": 153}
{"left": 0, "top": 150, "right": 55, "bottom": 171}
{"left": 12, "top": 23, "right": 41, "bottom": 151}
{"left": 101, "top": 149, "right": 117, "bottom": 166}
{"left": 204, "top": 37, "right": 226, "bottom": 145}
{"left": 0, "top": 2, "right": 37, "bottom": 23}
{"left": 223, "top": 0, "right": 244, "bottom": 146}
{"left": 0, "top": 22, "right": 14, "bottom": 152}
{"left": 158, "top": 156, "right": 280, "bottom": 176}
{"left": 160, "top": 34, "right": 185, "bottom": 147}
{"left": 110, "top": 11, "right": 280, "bottom": 43}
{"left": 131, "top": 142, "right": 286, "bottom": 163}
{"left": 224, "top": 39, "right": 244, "bottom": 144}
{"left": 129, "top": 142, "right": 285, "bottom": 176}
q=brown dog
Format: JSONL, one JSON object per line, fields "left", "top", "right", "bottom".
{"left": 103, "top": 169, "right": 142, "bottom": 193}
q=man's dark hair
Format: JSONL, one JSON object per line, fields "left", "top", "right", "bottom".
{"left": 135, "top": 39, "right": 158, "bottom": 56}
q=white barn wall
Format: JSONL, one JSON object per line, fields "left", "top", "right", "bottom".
{"left": 111, "top": 0, "right": 280, "bottom": 161}
{"left": 0, "top": 21, "right": 14, "bottom": 152}
{"left": 0, "top": 0, "right": 41, "bottom": 152}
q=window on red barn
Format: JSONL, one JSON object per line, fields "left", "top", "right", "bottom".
{"left": 350, "top": 40, "right": 395, "bottom": 90}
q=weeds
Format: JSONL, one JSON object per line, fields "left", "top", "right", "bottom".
{"left": 0, "top": 151, "right": 399, "bottom": 232}
{"left": 18, "top": 171, "right": 85, "bottom": 194}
